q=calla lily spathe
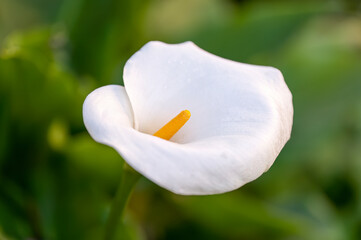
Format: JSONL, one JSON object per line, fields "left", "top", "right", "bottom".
{"left": 83, "top": 41, "right": 293, "bottom": 195}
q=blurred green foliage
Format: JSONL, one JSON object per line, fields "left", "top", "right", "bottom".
{"left": 0, "top": 0, "right": 361, "bottom": 239}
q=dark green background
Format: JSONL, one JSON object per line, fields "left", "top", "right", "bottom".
{"left": 1, "top": 0, "right": 361, "bottom": 239}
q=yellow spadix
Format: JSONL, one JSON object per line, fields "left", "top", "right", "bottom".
{"left": 153, "top": 110, "right": 191, "bottom": 140}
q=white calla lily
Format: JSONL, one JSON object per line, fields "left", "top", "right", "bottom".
{"left": 83, "top": 41, "right": 293, "bottom": 195}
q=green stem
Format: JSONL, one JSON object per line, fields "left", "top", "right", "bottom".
{"left": 104, "top": 164, "right": 140, "bottom": 240}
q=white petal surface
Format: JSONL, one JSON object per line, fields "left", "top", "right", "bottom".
{"left": 83, "top": 85, "right": 134, "bottom": 144}
{"left": 83, "top": 42, "right": 293, "bottom": 195}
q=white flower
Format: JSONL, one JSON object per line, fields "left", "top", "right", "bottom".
{"left": 83, "top": 41, "right": 293, "bottom": 195}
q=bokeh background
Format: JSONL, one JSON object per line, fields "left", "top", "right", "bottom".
{"left": 1, "top": 0, "right": 361, "bottom": 239}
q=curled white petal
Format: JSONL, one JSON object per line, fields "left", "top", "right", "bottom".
{"left": 83, "top": 85, "right": 134, "bottom": 143}
{"left": 83, "top": 41, "right": 293, "bottom": 195}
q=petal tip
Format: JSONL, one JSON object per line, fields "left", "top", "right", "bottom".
{"left": 142, "top": 40, "right": 197, "bottom": 51}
